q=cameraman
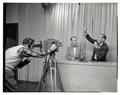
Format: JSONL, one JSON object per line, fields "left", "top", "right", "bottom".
{"left": 5, "top": 37, "right": 57, "bottom": 92}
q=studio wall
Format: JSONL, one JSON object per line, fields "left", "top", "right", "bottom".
{"left": 5, "top": 3, "right": 18, "bottom": 23}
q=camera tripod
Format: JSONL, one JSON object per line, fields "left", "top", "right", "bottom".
{"left": 36, "top": 52, "right": 64, "bottom": 92}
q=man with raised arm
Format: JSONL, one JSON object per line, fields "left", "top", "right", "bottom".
{"left": 83, "top": 28, "right": 109, "bottom": 62}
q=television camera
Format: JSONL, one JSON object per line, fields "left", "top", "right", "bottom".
{"left": 33, "top": 38, "right": 62, "bottom": 55}
{"left": 34, "top": 38, "right": 63, "bottom": 91}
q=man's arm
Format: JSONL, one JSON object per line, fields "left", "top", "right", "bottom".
{"left": 17, "top": 57, "right": 31, "bottom": 68}
{"left": 85, "top": 34, "right": 97, "bottom": 44}
{"left": 17, "top": 47, "right": 47, "bottom": 58}
{"left": 17, "top": 44, "right": 57, "bottom": 58}
{"left": 83, "top": 28, "right": 96, "bottom": 44}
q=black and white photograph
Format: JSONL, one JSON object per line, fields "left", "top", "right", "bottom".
{"left": 3, "top": 2, "right": 118, "bottom": 93}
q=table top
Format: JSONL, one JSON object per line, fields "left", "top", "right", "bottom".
{"left": 57, "top": 59, "right": 117, "bottom": 67}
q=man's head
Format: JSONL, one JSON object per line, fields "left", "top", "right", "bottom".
{"left": 70, "top": 36, "right": 77, "bottom": 47}
{"left": 97, "top": 34, "right": 107, "bottom": 44}
{"left": 22, "top": 37, "right": 35, "bottom": 49}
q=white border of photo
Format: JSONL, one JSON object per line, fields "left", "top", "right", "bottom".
{"left": 0, "top": 0, "right": 119, "bottom": 95}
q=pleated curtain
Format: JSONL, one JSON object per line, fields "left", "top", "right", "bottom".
{"left": 18, "top": 3, "right": 117, "bottom": 81}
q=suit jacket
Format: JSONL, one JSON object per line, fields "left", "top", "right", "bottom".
{"left": 66, "top": 44, "right": 83, "bottom": 60}
{"left": 86, "top": 34, "right": 109, "bottom": 61}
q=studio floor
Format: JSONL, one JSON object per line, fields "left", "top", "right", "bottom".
{"left": 16, "top": 81, "right": 38, "bottom": 92}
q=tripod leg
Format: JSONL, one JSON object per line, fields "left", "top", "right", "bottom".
{"left": 54, "top": 68, "right": 56, "bottom": 91}
{"left": 50, "top": 68, "right": 54, "bottom": 91}
{"left": 56, "top": 65, "right": 64, "bottom": 91}
{"left": 36, "top": 62, "right": 49, "bottom": 92}
{"left": 50, "top": 68, "right": 57, "bottom": 91}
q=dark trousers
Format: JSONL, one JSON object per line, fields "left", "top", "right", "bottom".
{"left": 5, "top": 68, "right": 17, "bottom": 92}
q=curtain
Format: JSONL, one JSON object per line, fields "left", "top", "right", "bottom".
{"left": 18, "top": 3, "right": 117, "bottom": 81}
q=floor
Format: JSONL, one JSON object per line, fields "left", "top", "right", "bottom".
{"left": 16, "top": 81, "right": 39, "bottom": 92}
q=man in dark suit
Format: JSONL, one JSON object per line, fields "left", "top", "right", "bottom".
{"left": 84, "top": 28, "right": 109, "bottom": 62}
{"left": 66, "top": 36, "right": 85, "bottom": 61}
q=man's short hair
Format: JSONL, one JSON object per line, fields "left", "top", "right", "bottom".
{"left": 70, "top": 36, "right": 77, "bottom": 41}
{"left": 22, "top": 37, "right": 35, "bottom": 48}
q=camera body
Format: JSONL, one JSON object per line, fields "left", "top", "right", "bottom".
{"left": 33, "top": 38, "right": 62, "bottom": 53}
